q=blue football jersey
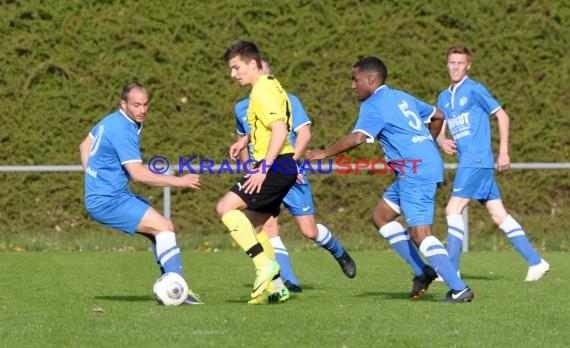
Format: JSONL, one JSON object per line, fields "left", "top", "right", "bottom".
{"left": 234, "top": 98, "right": 250, "bottom": 136}
{"left": 353, "top": 85, "right": 443, "bottom": 183}
{"left": 85, "top": 110, "right": 143, "bottom": 206}
{"left": 437, "top": 77, "right": 501, "bottom": 168}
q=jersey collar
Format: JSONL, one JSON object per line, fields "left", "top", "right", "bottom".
{"left": 373, "top": 85, "right": 388, "bottom": 95}
{"left": 448, "top": 76, "right": 469, "bottom": 93}
{"left": 119, "top": 109, "right": 143, "bottom": 133}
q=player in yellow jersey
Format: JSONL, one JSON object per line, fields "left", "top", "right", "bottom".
{"left": 216, "top": 40, "right": 298, "bottom": 304}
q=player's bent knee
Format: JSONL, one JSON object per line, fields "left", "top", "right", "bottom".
{"left": 301, "top": 226, "right": 318, "bottom": 240}
{"left": 215, "top": 201, "right": 227, "bottom": 217}
{"left": 262, "top": 218, "right": 279, "bottom": 237}
{"left": 492, "top": 213, "right": 509, "bottom": 226}
{"left": 138, "top": 209, "right": 175, "bottom": 234}
{"left": 164, "top": 219, "right": 175, "bottom": 232}
{"left": 371, "top": 214, "right": 390, "bottom": 229}
{"left": 216, "top": 196, "right": 236, "bottom": 217}
{"left": 408, "top": 225, "right": 432, "bottom": 244}
{"left": 446, "top": 197, "right": 469, "bottom": 215}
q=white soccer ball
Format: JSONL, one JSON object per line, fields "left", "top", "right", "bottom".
{"left": 153, "top": 272, "right": 188, "bottom": 306}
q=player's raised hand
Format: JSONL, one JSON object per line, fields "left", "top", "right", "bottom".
{"left": 179, "top": 173, "right": 201, "bottom": 189}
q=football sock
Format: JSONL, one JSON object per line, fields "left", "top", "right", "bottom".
{"left": 257, "top": 231, "right": 286, "bottom": 290}
{"left": 419, "top": 236, "right": 466, "bottom": 291}
{"left": 151, "top": 242, "right": 165, "bottom": 275}
{"left": 446, "top": 214, "right": 465, "bottom": 270}
{"left": 499, "top": 215, "right": 542, "bottom": 266}
{"left": 155, "top": 231, "right": 183, "bottom": 276}
{"left": 270, "top": 236, "right": 300, "bottom": 286}
{"left": 221, "top": 210, "right": 270, "bottom": 268}
{"left": 315, "top": 223, "right": 344, "bottom": 258}
{"left": 379, "top": 221, "right": 425, "bottom": 276}
{"left": 257, "top": 231, "right": 275, "bottom": 260}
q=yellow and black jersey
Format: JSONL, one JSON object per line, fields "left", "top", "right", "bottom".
{"left": 247, "top": 75, "right": 295, "bottom": 161}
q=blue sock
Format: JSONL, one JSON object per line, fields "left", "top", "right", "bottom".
{"left": 270, "top": 237, "right": 300, "bottom": 286}
{"left": 446, "top": 215, "right": 465, "bottom": 270}
{"left": 420, "top": 236, "right": 467, "bottom": 291}
{"left": 379, "top": 221, "right": 425, "bottom": 276}
{"left": 500, "top": 215, "right": 542, "bottom": 266}
{"left": 156, "top": 231, "right": 184, "bottom": 276}
{"left": 315, "top": 224, "right": 344, "bottom": 259}
{"left": 151, "top": 243, "right": 166, "bottom": 275}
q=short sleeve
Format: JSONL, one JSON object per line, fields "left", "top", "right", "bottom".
{"left": 289, "top": 94, "right": 311, "bottom": 132}
{"left": 473, "top": 84, "right": 501, "bottom": 115}
{"left": 352, "top": 101, "right": 385, "bottom": 140}
{"left": 113, "top": 129, "right": 142, "bottom": 164}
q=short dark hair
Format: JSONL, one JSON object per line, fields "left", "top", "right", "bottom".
{"left": 224, "top": 40, "right": 262, "bottom": 69}
{"left": 447, "top": 45, "right": 472, "bottom": 62}
{"left": 353, "top": 56, "right": 388, "bottom": 84}
{"left": 120, "top": 82, "right": 147, "bottom": 102}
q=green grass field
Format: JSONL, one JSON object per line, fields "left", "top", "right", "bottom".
{"left": 0, "top": 250, "right": 567, "bottom": 347}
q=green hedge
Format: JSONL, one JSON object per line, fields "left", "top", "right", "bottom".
{"left": 0, "top": 0, "right": 568, "bottom": 250}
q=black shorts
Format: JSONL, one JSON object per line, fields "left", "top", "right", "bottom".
{"left": 230, "top": 154, "right": 298, "bottom": 216}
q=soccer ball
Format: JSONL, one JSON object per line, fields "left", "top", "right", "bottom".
{"left": 153, "top": 272, "right": 188, "bottom": 306}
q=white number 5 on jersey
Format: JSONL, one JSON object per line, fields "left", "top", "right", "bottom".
{"left": 398, "top": 100, "right": 421, "bottom": 131}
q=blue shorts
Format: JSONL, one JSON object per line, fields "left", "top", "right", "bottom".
{"left": 452, "top": 167, "right": 502, "bottom": 203}
{"left": 86, "top": 193, "right": 151, "bottom": 234}
{"left": 383, "top": 180, "right": 438, "bottom": 227}
{"left": 283, "top": 180, "right": 315, "bottom": 216}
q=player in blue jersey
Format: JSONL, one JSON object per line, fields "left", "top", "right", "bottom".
{"left": 234, "top": 61, "right": 356, "bottom": 292}
{"left": 79, "top": 82, "right": 203, "bottom": 305}
{"left": 436, "top": 45, "right": 549, "bottom": 281}
{"left": 307, "top": 56, "right": 473, "bottom": 302}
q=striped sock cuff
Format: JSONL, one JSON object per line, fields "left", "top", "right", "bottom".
{"left": 447, "top": 215, "right": 465, "bottom": 240}
{"left": 379, "top": 221, "right": 409, "bottom": 244}
{"left": 500, "top": 215, "right": 526, "bottom": 238}
{"left": 419, "top": 236, "right": 449, "bottom": 258}
{"left": 316, "top": 224, "right": 332, "bottom": 245}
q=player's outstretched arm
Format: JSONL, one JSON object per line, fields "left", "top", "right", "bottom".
{"left": 124, "top": 162, "right": 200, "bottom": 189}
{"left": 305, "top": 132, "right": 368, "bottom": 160}
{"left": 79, "top": 135, "right": 94, "bottom": 173}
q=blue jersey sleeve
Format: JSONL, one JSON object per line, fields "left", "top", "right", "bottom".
{"left": 112, "top": 130, "right": 141, "bottom": 164}
{"left": 353, "top": 101, "right": 385, "bottom": 139}
{"left": 288, "top": 94, "right": 311, "bottom": 132}
{"left": 436, "top": 93, "right": 447, "bottom": 116}
{"left": 234, "top": 98, "right": 251, "bottom": 135}
{"left": 473, "top": 83, "right": 501, "bottom": 115}
{"left": 88, "top": 123, "right": 100, "bottom": 138}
